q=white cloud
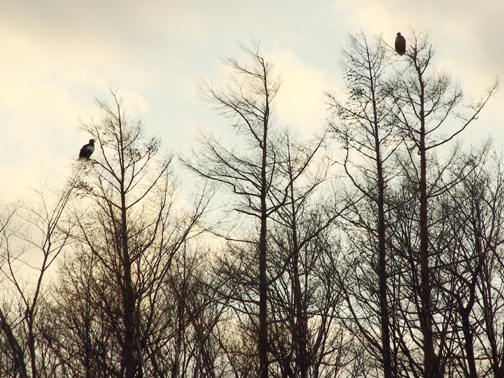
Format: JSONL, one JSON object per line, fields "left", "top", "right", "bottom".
{"left": 272, "top": 49, "right": 334, "bottom": 134}
{"left": 0, "top": 0, "right": 503, "bottom": 205}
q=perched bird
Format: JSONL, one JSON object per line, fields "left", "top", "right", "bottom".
{"left": 78, "top": 139, "right": 95, "bottom": 160}
{"left": 395, "top": 32, "right": 406, "bottom": 56}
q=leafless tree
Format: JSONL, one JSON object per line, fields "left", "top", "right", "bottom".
{"left": 387, "top": 30, "right": 498, "bottom": 378}
{"left": 327, "top": 31, "right": 401, "bottom": 378}
{"left": 50, "top": 90, "right": 206, "bottom": 378}
{"left": 184, "top": 41, "right": 283, "bottom": 378}
{"left": 265, "top": 131, "right": 354, "bottom": 378}
{"left": 0, "top": 182, "right": 75, "bottom": 378}
{"left": 451, "top": 148, "right": 504, "bottom": 377}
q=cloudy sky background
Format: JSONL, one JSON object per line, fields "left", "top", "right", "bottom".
{"left": 1, "top": 0, "right": 502, "bottom": 203}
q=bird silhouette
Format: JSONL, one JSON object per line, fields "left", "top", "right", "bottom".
{"left": 78, "top": 139, "right": 95, "bottom": 160}
{"left": 395, "top": 32, "right": 406, "bottom": 56}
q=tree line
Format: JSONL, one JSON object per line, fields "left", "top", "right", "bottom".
{"left": 0, "top": 31, "right": 501, "bottom": 378}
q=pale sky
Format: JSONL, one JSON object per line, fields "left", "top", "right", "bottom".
{"left": 1, "top": 0, "right": 502, "bottom": 203}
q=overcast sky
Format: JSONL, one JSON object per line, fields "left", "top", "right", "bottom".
{"left": 1, "top": 0, "right": 502, "bottom": 203}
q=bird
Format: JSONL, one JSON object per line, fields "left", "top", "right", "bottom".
{"left": 395, "top": 32, "right": 406, "bottom": 56}
{"left": 78, "top": 139, "right": 95, "bottom": 160}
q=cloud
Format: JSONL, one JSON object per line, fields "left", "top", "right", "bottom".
{"left": 271, "top": 49, "right": 334, "bottom": 134}
{"left": 0, "top": 0, "right": 503, "bottom": 205}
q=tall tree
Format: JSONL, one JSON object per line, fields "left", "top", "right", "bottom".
{"left": 184, "top": 42, "right": 282, "bottom": 378}
{"left": 327, "top": 31, "right": 399, "bottom": 378}
{"left": 60, "top": 90, "right": 205, "bottom": 378}
{"left": 388, "top": 31, "right": 497, "bottom": 378}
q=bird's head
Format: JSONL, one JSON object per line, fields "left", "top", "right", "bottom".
{"left": 89, "top": 139, "right": 95, "bottom": 144}
{"left": 397, "top": 32, "right": 402, "bottom": 37}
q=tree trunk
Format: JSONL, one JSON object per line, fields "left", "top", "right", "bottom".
{"left": 259, "top": 81, "right": 269, "bottom": 378}
{"left": 417, "top": 69, "right": 437, "bottom": 378}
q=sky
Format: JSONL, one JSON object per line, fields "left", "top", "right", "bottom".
{"left": 1, "top": 0, "right": 503, "bottom": 203}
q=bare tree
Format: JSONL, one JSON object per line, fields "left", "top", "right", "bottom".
{"left": 327, "top": 30, "right": 498, "bottom": 378}
{"left": 387, "top": 30, "right": 498, "bottom": 378}
{"left": 264, "top": 130, "right": 354, "bottom": 378}
{"left": 438, "top": 144, "right": 504, "bottom": 377}
{"left": 327, "top": 31, "right": 400, "bottom": 378}
{"left": 455, "top": 149, "right": 504, "bottom": 377}
{"left": 184, "top": 42, "right": 282, "bottom": 378}
{"left": 53, "top": 90, "right": 206, "bottom": 378}
{"left": 0, "top": 182, "right": 75, "bottom": 378}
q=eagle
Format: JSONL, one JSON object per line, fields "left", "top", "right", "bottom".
{"left": 395, "top": 32, "right": 406, "bottom": 56}
{"left": 78, "top": 139, "right": 95, "bottom": 160}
